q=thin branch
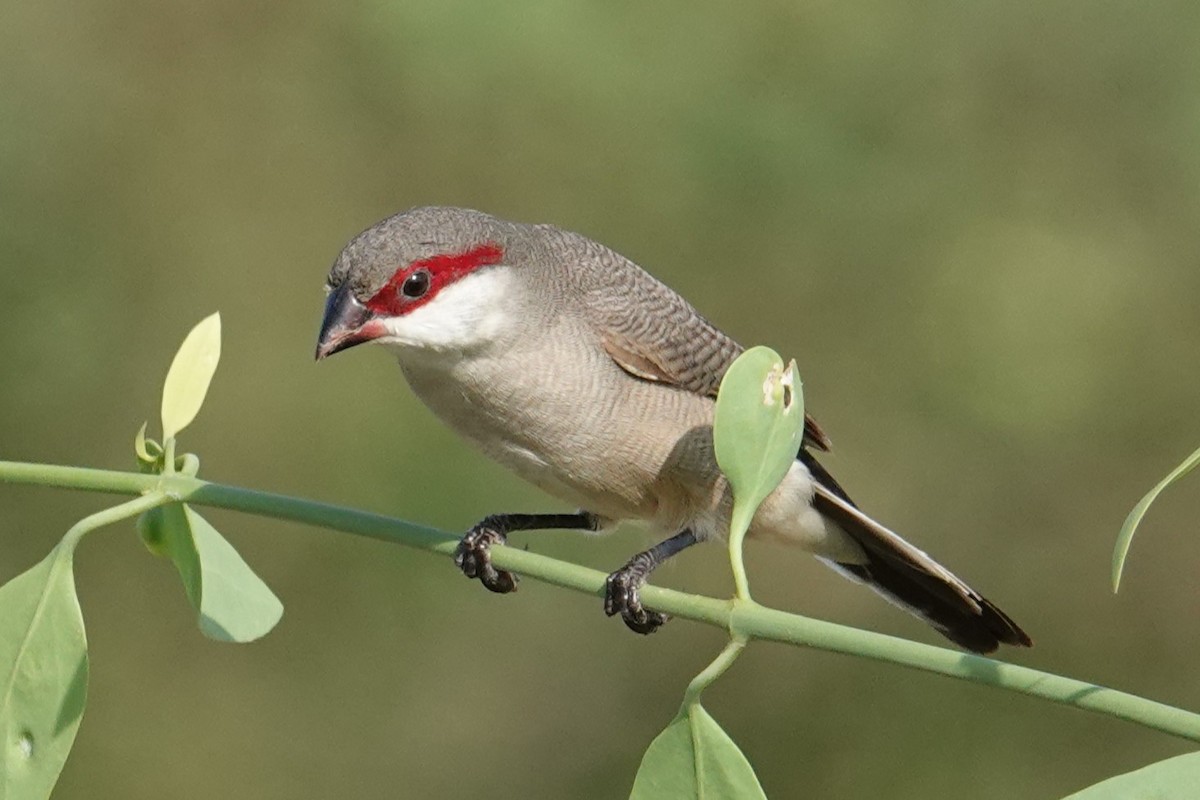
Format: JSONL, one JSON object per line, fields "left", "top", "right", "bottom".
{"left": 3, "top": 459, "right": 1200, "bottom": 743}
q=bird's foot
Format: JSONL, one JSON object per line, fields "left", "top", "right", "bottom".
{"left": 454, "top": 523, "right": 518, "bottom": 593}
{"left": 604, "top": 566, "right": 668, "bottom": 634}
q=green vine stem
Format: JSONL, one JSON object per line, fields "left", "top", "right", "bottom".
{"left": 62, "top": 491, "right": 172, "bottom": 550}
{"left": 727, "top": 508, "right": 755, "bottom": 602}
{"left": 162, "top": 437, "right": 177, "bottom": 476}
{"left": 683, "top": 635, "right": 749, "bottom": 707}
{"left": 4, "top": 459, "right": 1200, "bottom": 743}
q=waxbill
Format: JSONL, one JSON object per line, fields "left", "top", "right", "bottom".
{"left": 315, "top": 206, "right": 1032, "bottom": 654}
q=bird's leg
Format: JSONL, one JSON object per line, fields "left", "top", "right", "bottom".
{"left": 455, "top": 511, "right": 601, "bottom": 593}
{"left": 604, "top": 530, "right": 698, "bottom": 634}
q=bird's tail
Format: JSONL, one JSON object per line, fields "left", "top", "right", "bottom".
{"left": 801, "top": 452, "right": 1032, "bottom": 654}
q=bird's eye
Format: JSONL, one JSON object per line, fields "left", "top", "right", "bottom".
{"left": 401, "top": 269, "right": 431, "bottom": 299}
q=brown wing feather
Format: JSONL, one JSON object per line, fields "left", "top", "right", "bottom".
{"left": 590, "top": 262, "right": 830, "bottom": 450}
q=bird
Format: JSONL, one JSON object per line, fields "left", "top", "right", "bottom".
{"left": 315, "top": 206, "right": 1032, "bottom": 654}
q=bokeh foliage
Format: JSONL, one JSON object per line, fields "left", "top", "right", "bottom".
{"left": 3, "top": 1, "right": 1200, "bottom": 798}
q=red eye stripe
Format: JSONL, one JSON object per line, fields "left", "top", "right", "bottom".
{"left": 365, "top": 243, "right": 505, "bottom": 316}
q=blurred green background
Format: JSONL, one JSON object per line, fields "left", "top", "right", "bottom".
{"left": 3, "top": 1, "right": 1200, "bottom": 797}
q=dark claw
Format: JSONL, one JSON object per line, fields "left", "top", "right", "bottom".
{"left": 604, "top": 567, "right": 669, "bottom": 634}
{"left": 455, "top": 525, "right": 518, "bottom": 594}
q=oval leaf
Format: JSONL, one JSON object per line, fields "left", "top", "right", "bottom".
{"left": 630, "top": 703, "right": 767, "bottom": 800}
{"left": 0, "top": 545, "right": 89, "bottom": 800}
{"left": 161, "top": 312, "right": 221, "bottom": 440}
{"left": 160, "top": 503, "right": 283, "bottom": 643}
{"left": 186, "top": 506, "right": 283, "bottom": 642}
{"left": 1062, "top": 751, "right": 1200, "bottom": 799}
{"left": 713, "top": 347, "right": 806, "bottom": 536}
{"left": 1112, "top": 444, "right": 1200, "bottom": 592}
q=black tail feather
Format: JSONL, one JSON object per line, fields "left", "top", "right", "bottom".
{"left": 828, "top": 557, "right": 1031, "bottom": 654}
{"left": 802, "top": 451, "right": 1032, "bottom": 654}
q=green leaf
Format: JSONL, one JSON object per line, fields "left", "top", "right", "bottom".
{"left": 713, "top": 347, "right": 806, "bottom": 598}
{"left": 630, "top": 703, "right": 767, "bottom": 800}
{"left": 0, "top": 545, "right": 88, "bottom": 800}
{"left": 159, "top": 503, "right": 283, "bottom": 642}
{"left": 160, "top": 312, "right": 221, "bottom": 441}
{"left": 1061, "top": 751, "right": 1200, "bottom": 798}
{"left": 1113, "top": 444, "right": 1200, "bottom": 592}
{"left": 713, "top": 346, "right": 806, "bottom": 536}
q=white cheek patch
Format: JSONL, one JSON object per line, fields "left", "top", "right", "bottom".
{"left": 378, "top": 268, "right": 517, "bottom": 353}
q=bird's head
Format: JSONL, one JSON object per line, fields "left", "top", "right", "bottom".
{"left": 315, "top": 206, "right": 522, "bottom": 360}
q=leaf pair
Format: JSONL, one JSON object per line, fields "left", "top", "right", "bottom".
{"left": 138, "top": 312, "right": 282, "bottom": 642}
{"left": 0, "top": 312, "right": 282, "bottom": 800}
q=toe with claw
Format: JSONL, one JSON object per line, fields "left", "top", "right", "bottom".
{"left": 604, "top": 567, "right": 669, "bottom": 634}
{"left": 454, "top": 524, "right": 518, "bottom": 593}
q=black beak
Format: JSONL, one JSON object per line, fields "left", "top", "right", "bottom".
{"left": 315, "top": 284, "right": 381, "bottom": 360}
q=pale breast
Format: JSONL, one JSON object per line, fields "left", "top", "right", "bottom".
{"left": 394, "top": 339, "right": 724, "bottom": 530}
